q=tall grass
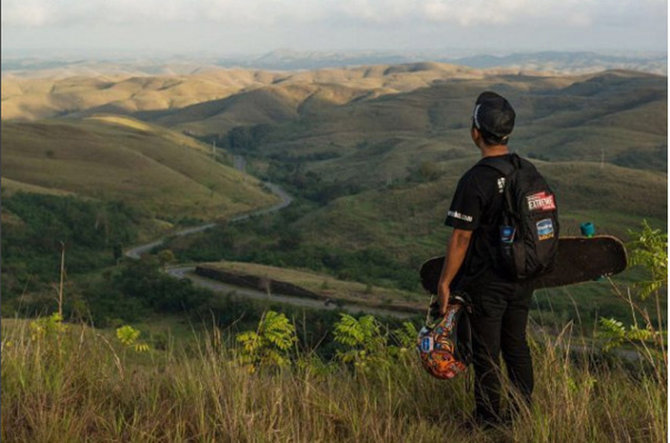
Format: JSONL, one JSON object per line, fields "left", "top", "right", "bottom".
{"left": 2, "top": 315, "right": 665, "bottom": 442}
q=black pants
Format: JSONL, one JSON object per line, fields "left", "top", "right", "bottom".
{"left": 466, "top": 276, "right": 534, "bottom": 423}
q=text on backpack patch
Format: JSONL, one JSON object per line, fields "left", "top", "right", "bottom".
{"left": 536, "top": 218, "right": 555, "bottom": 240}
{"left": 527, "top": 192, "right": 556, "bottom": 211}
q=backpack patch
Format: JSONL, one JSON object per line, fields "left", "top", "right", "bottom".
{"left": 536, "top": 218, "right": 555, "bottom": 240}
{"left": 527, "top": 192, "right": 556, "bottom": 211}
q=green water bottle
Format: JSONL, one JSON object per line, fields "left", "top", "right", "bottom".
{"left": 580, "top": 222, "right": 595, "bottom": 238}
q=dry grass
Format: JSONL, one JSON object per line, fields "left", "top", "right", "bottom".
{"left": 1, "top": 62, "right": 546, "bottom": 125}
{"left": 0, "top": 117, "right": 278, "bottom": 221}
{"left": 1, "top": 317, "right": 665, "bottom": 443}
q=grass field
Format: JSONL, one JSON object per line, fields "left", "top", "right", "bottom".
{"left": 1, "top": 116, "right": 278, "bottom": 232}
{"left": 292, "top": 159, "right": 665, "bottom": 257}
{"left": 1, "top": 313, "right": 665, "bottom": 442}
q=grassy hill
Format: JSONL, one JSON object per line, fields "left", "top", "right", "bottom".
{"left": 232, "top": 70, "right": 666, "bottom": 187}
{"left": 294, "top": 159, "right": 666, "bottom": 253}
{"left": 3, "top": 62, "right": 666, "bottom": 325}
{"left": 2, "top": 63, "right": 507, "bottom": 125}
{"left": 6, "top": 66, "right": 664, "bottom": 181}
{"left": 2, "top": 308, "right": 665, "bottom": 442}
{"left": 1, "top": 115, "right": 278, "bottom": 228}
{"left": 0, "top": 69, "right": 283, "bottom": 121}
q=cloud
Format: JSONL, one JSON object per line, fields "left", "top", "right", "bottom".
{"left": 1, "top": 0, "right": 664, "bottom": 28}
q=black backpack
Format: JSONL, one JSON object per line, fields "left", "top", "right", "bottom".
{"left": 481, "top": 154, "right": 559, "bottom": 281}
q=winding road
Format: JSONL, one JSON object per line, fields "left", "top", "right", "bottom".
{"left": 124, "top": 182, "right": 293, "bottom": 260}
{"left": 123, "top": 180, "right": 414, "bottom": 317}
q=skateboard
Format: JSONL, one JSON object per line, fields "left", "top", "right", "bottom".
{"left": 420, "top": 235, "right": 627, "bottom": 294}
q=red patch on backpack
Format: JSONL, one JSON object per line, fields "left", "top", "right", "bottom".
{"left": 526, "top": 192, "right": 556, "bottom": 211}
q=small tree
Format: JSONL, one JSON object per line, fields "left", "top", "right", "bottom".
{"left": 157, "top": 249, "right": 176, "bottom": 267}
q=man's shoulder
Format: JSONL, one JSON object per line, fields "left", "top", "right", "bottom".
{"left": 476, "top": 154, "right": 539, "bottom": 175}
{"left": 464, "top": 160, "right": 507, "bottom": 181}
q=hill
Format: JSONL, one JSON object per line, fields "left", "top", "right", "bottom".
{"left": 0, "top": 69, "right": 283, "bottom": 121}
{"left": 226, "top": 70, "right": 666, "bottom": 185}
{"left": 1, "top": 63, "right": 504, "bottom": 123}
{"left": 3, "top": 50, "right": 665, "bottom": 75}
{"left": 293, "top": 160, "right": 666, "bottom": 255}
{"left": 1, "top": 115, "right": 278, "bottom": 226}
{"left": 8, "top": 66, "right": 664, "bottom": 184}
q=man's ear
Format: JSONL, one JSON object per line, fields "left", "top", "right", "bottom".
{"left": 471, "top": 126, "right": 481, "bottom": 145}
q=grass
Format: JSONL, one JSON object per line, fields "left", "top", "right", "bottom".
{"left": 292, "top": 160, "right": 666, "bottom": 257}
{"left": 1, "top": 117, "right": 279, "bottom": 225}
{"left": 1, "top": 314, "right": 665, "bottom": 442}
{"left": 242, "top": 69, "right": 665, "bottom": 186}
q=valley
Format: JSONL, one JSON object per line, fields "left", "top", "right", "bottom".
{"left": 1, "top": 61, "right": 666, "bottom": 330}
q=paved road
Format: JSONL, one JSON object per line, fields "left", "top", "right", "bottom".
{"left": 124, "top": 180, "right": 416, "bottom": 318}
{"left": 124, "top": 181, "right": 293, "bottom": 260}
{"left": 167, "top": 266, "right": 415, "bottom": 319}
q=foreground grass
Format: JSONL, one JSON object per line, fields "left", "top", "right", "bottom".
{"left": 1, "top": 317, "right": 665, "bottom": 443}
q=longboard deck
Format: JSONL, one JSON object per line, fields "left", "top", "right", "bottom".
{"left": 420, "top": 235, "right": 627, "bottom": 295}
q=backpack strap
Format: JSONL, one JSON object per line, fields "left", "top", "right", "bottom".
{"left": 477, "top": 154, "right": 520, "bottom": 218}
{"left": 474, "top": 155, "right": 520, "bottom": 272}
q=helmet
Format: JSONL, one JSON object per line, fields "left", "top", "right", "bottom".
{"left": 417, "top": 294, "right": 472, "bottom": 379}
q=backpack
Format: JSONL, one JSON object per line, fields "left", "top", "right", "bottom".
{"left": 481, "top": 154, "right": 559, "bottom": 281}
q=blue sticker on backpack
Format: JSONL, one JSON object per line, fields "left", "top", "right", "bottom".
{"left": 536, "top": 218, "right": 554, "bottom": 240}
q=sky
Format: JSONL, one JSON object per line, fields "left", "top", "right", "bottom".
{"left": 1, "top": 0, "right": 667, "bottom": 57}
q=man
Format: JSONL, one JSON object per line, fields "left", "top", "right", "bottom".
{"left": 437, "top": 91, "right": 534, "bottom": 427}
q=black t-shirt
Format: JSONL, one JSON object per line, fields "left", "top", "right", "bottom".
{"left": 445, "top": 154, "right": 514, "bottom": 290}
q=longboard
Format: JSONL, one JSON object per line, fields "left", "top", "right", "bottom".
{"left": 420, "top": 235, "right": 627, "bottom": 294}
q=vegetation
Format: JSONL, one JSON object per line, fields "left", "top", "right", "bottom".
{"left": 2, "top": 303, "right": 665, "bottom": 442}
{"left": 598, "top": 222, "right": 667, "bottom": 378}
{"left": 1, "top": 193, "right": 138, "bottom": 315}
{"left": 1, "top": 117, "right": 278, "bottom": 221}
{"left": 1, "top": 63, "right": 666, "bottom": 441}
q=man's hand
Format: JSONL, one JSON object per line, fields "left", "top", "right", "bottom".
{"left": 437, "top": 284, "right": 450, "bottom": 316}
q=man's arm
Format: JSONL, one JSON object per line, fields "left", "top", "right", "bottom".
{"left": 437, "top": 228, "right": 473, "bottom": 315}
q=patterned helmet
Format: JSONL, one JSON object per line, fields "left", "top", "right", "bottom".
{"left": 417, "top": 295, "right": 472, "bottom": 379}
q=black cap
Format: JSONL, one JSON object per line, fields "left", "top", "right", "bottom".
{"left": 472, "top": 91, "right": 515, "bottom": 139}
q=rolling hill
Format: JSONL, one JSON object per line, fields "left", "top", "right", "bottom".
{"left": 0, "top": 69, "right": 283, "bottom": 121}
{"left": 3, "top": 61, "right": 666, "bottom": 269}
{"left": 1, "top": 62, "right": 510, "bottom": 124}
{"left": 293, "top": 160, "right": 667, "bottom": 256}
{"left": 227, "top": 70, "right": 667, "bottom": 186}
{"left": 1, "top": 115, "right": 278, "bottom": 229}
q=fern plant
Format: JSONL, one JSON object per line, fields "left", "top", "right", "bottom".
{"left": 598, "top": 220, "right": 667, "bottom": 377}
{"left": 332, "top": 314, "right": 390, "bottom": 371}
{"left": 598, "top": 317, "right": 656, "bottom": 352}
{"left": 236, "top": 311, "right": 297, "bottom": 372}
{"left": 116, "top": 325, "right": 150, "bottom": 353}
{"left": 30, "top": 313, "right": 67, "bottom": 341}
{"left": 628, "top": 220, "right": 667, "bottom": 300}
